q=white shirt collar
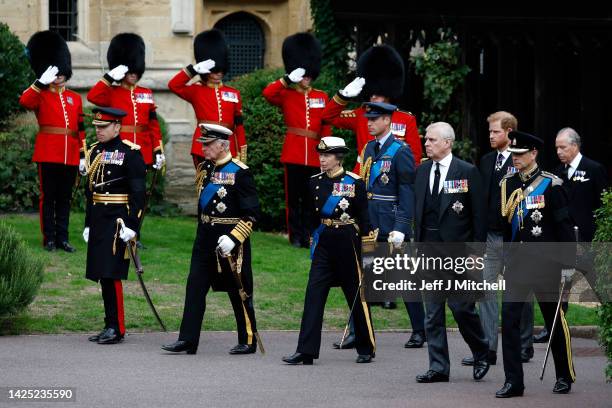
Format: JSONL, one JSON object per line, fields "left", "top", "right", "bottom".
{"left": 377, "top": 132, "right": 392, "bottom": 147}
{"left": 497, "top": 147, "right": 511, "bottom": 159}
{"left": 436, "top": 152, "right": 453, "bottom": 167}
{"left": 569, "top": 152, "right": 582, "bottom": 169}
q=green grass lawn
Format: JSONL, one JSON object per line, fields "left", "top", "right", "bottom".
{"left": 0, "top": 213, "right": 598, "bottom": 335}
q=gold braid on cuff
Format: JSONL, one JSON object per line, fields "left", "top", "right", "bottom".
{"left": 230, "top": 220, "right": 253, "bottom": 243}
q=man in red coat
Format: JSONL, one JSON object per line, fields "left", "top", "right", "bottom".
{"left": 19, "top": 31, "right": 85, "bottom": 252}
{"left": 87, "top": 33, "right": 164, "bottom": 169}
{"left": 322, "top": 45, "right": 422, "bottom": 174}
{"left": 262, "top": 32, "right": 331, "bottom": 247}
{"left": 168, "top": 29, "right": 246, "bottom": 168}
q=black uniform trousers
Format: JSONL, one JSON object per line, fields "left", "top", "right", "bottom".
{"left": 421, "top": 229, "right": 488, "bottom": 376}
{"left": 178, "top": 225, "right": 257, "bottom": 347}
{"left": 38, "top": 163, "right": 77, "bottom": 245}
{"left": 100, "top": 278, "right": 125, "bottom": 335}
{"left": 284, "top": 164, "right": 318, "bottom": 246}
{"left": 502, "top": 294, "right": 575, "bottom": 387}
{"left": 297, "top": 227, "right": 375, "bottom": 358}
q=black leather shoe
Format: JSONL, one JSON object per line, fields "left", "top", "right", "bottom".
{"left": 404, "top": 331, "right": 426, "bottom": 348}
{"left": 495, "top": 382, "right": 524, "bottom": 398}
{"left": 533, "top": 328, "right": 550, "bottom": 343}
{"left": 333, "top": 334, "right": 356, "bottom": 349}
{"left": 282, "top": 352, "right": 313, "bottom": 365}
{"left": 473, "top": 359, "right": 490, "bottom": 380}
{"left": 382, "top": 301, "right": 397, "bottom": 309}
{"left": 229, "top": 344, "right": 256, "bottom": 355}
{"left": 521, "top": 347, "right": 534, "bottom": 363}
{"left": 463, "top": 351, "right": 497, "bottom": 366}
{"left": 356, "top": 354, "right": 373, "bottom": 363}
{"left": 57, "top": 241, "right": 76, "bottom": 253}
{"left": 97, "top": 328, "right": 123, "bottom": 344}
{"left": 552, "top": 378, "right": 572, "bottom": 394}
{"left": 416, "top": 370, "right": 449, "bottom": 383}
{"left": 88, "top": 329, "right": 106, "bottom": 342}
{"left": 161, "top": 340, "right": 197, "bottom": 354}
{"left": 44, "top": 241, "right": 56, "bottom": 251}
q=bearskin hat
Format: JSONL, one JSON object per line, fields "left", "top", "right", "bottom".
{"left": 193, "top": 29, "right": 229, "bottom": 73}
{"left": 107, "top": 33, "right": 146, "bottom": 78}
{"left": 282, "top": 32, "right": 322, "bottom": 80}
{"left": 26, "top": 30, "right": 72, "bottom": 80}
{"left": 356, "top": 45, "right": 405, "bottom": 99}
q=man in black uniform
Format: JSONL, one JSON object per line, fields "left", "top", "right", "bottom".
{"left": 414, "top": 122, "right": 490, "bottom": 383}
{"left": 496, "top": 131, "right": 576, "bottom": 398}
{"left": 282, "top": 137, "right": 377, "bottom": 365}
{"left": 162, "top": 124, "right": 261, "bottom": 355}
{"left": 83, "top": 107, "right": 146, "bottom": 344}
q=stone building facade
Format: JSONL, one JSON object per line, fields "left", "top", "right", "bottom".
{"left": 1, "top": 0, "right": 312, "bottom": 212}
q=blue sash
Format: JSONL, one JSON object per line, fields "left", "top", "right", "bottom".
{"left": 368, "top": 141, "right": 401, "bottom": 189}
{"left": 511, "top": 177, "right": 550, "bottom": 241}
{"left": 310, "top": 175, "right": 356, "bottom": 259}
{"left": 198, "top": 161, "right": 239, "bottom": 212}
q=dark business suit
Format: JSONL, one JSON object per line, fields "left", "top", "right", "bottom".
{"left": 415, "top": 155, "right": 489, "bottom": 376}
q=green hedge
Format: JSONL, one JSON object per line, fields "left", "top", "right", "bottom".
{"left": 594, "top": 189, "right": 612, "bottom": 380}
{"left": 0, "top": 109, "right": 174, "bottom": 215}
{"left": 0, "top": 222, "right": 44, "bottom": 317}
{"left": 228, "top": 68, "right": 354, "bottom": 231}
{"left": 0, "top": 23, "right": 34, "bottom": 126}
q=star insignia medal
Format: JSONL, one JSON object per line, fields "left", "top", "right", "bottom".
{"left": 380, "top": 173, "right": 389, "bottom": 184}
{"left": 216, "top": 202, "right": 227, "bottom": 213}
{"left": 339, "top": 198, "right": 349, "bottom": 210}
{"left": 531, "top": 225, "right": 542, "bottom": 237}
{"left": 530, "top": 209, "right": 543, "bottom": 223}
{"left": 452, "top": 200, "right": 464, "bottom": 214}
{"left": 340, "top": 212, "right": 350, "bottom": 222}
{"left": 217, "top": 186, "right": 227, "bottom": 199}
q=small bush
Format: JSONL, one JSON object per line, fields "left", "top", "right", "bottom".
{"left": 0, "top": 222, "right": 44, "bottom": 317}
{"left": 0, "top": 23, "right": 34, "bottom": 126}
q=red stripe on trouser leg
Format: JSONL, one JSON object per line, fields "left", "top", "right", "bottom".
{"left": 114, "top": 280, "right": 125, "bottom": 335}
{"left": 284, "top": 165, "right": 290, "bottom": 239}
{"left": 38, "top": 164, "right": 46, "bottom": 246}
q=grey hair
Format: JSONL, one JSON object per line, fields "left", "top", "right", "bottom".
{"left": 217, "top": 139, "right": 230, "bottom": 151}
{"left": 557, "top": 127, "right": 581, "bottom": 147}
{"left": 426, "top": 122, "right": 455, "bottom": 142}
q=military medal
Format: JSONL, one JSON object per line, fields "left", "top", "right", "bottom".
{"left": 308, "top": 97, "right": 325, "bottom": 108}
{"left": 443, "top": 179, "right": 469, "bottom": 194}
{"left": 525, "top": 194, "right": 545, "bottom": 209}
{"left": 332, "top": 183, "right": 355, "bottom": 197}
{"left": 217, "top": 186, "right": 227, "bottom": 199}
{"left": 212, "top": 172, "right": 236, "bottom": 185}
{"left": 380, "top": 161, "right": 392, "bottom": 173}
{"left": 380, "top": 173, "right": 390, "bottom": 185}
{"left": 531, "top": 225, "right": 542, "bottom": 237}
{"left": 338, "top": 198, "right": 349, "bottom": 210}
{"left": 340, "top": 212, "right": 350, "bottom": 222}
{"left": 391, "top": 122, "right": 406, "bottom": 136}
{"left": 530, "top": 209, "right": 543, "bottom": 223}
{"left": 216, "top": 202, "right": 227, "bottom": 213}
{"left": 452, "top": 200, "right": 464, "bottom": 214}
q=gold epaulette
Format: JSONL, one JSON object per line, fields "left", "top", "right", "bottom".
{"left": 541, "top": 171, "right": 563, "bottom": 186}
{"left": 346, "top": 171, "right": 361, "bottom": 180}
{"left": 232, "top": 158, "right": 248, "bottom": 169}
{"left": 122, "top": 139, "right": 141, "bottom": 150}
{"left": 340, "top": 110, "right": 356, "bottom": 118}
{"left": 311, "top": 171, "right": 324, "bottom": 179}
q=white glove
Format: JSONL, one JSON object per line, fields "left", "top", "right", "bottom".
{"left": 339, "top": 77, "right": 365, "bottom": 98}
{"left": 217, "top": 235, "right": 235, "bottom": 256}
{"left": 153, "top": 153, "right": 165, "bottom": 170}
{"left": 194, "top": 59, "right": 216, "bottom": 75}
{"left": 387, "top": 231, "right": 405, "bottom": 249}
{"left": 39, "top": 65, "right": 58, "bottom": 85}
{"left": 119, "top": 225, "right": 136, "bottom": 242}
{"left": 79, "top": 158, "right": 87, "bottom": 175}
{"left": 83, "top": 227, "right": 89, "bottom": 243}
{"left": 108, "top": 65, "right": 129, "bottom": 81}
{"left": 287, "top": 67, "right": 305, "bottom": 83}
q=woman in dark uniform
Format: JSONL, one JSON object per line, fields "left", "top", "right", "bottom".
{"left": 282, "top": 136, "right": 377, "bottom": 365}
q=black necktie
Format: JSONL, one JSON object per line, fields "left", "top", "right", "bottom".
{"left": 432, "top": 162, "right": 440, "bottom": 198}
{"left": 374, "top": 142, "right": 380, "bottom": 155}
{"left": 561, "top": 164, "right": 569, "bottom": 181}
{"left": 495, "top": 153, "right": 504, "bottom": 172}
